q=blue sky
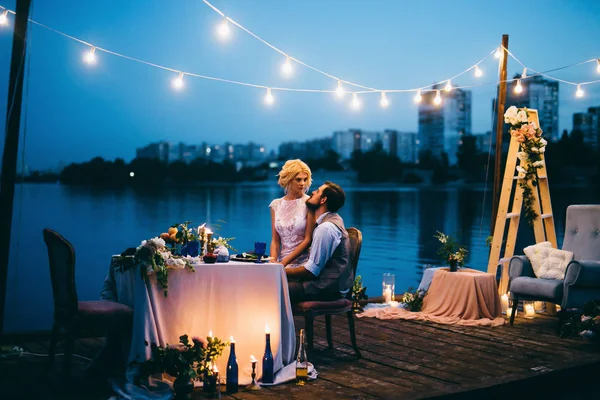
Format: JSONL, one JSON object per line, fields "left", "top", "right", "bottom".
{"left": 0, "top": 0, "right": 599, "bottom": 170}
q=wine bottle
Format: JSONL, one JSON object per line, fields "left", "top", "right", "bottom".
{"left": 226, "top": 340, "right": 238, "bottom": 393}
{"left": 262, "top": 332, "right": 274, "bottom": 384}
{"left": 296, "top": 329, "right": 308, "bottom": 385}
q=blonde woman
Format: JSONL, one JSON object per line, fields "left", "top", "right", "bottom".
{"left": 269, "top": 159, "right": 316, "bottom": 268}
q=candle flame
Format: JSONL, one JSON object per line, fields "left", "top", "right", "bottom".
{"left": 230, "top": 336, "right": 235, "bottom": 343}
{"left": 209, "top": 330, "right": 213, "bottom": 338}
{"left": 250, "top": 355, "right": 257, "bottom": 362}
{"left": 213, "top": 365, "right": 219, "bottom": 373}
{"left": 265, "top": 324, "right": 270, "bottom": 334}
{"left": 206, "top": 228, "right": 213, "bottom": 234}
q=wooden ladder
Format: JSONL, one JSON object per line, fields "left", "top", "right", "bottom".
{"left": 487, "top": 109, "right": 557, "bottom": 294}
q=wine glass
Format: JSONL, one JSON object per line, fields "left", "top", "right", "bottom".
{"left": 254, "top": 242, "right": 267, "bottom": 263}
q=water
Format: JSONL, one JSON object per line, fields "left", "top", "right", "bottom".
{"left": 4, "top": 181, "right": 599, "bottom": 333}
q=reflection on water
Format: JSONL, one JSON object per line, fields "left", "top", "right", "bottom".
{"left": 5, "top": 182, "right": 599, "bottom": 332}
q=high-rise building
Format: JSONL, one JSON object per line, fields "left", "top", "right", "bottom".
{"left": 395, "top": 131, "right": 418, "bottom": 164}
{"left": 573, "top": 106, "right": 600, "bottom": 151}
{"left": 418, "top": 85, "right": 472, "bottom": 165}
{"left": 497, "top": 74, "right": 559, "bottom": 143}
{"left": 136, "top": 141, "right": 170, "bottom": 162}
{"left": 332, "top": 130, "right": 356, "bottom": 160}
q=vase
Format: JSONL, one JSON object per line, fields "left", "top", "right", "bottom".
{"left": 449, "top": 261, "right": 458, "bottom": 272}
{"left": 173, "top": 376, "right": 194, "bottom": 400}
{"left": 203, "top": 253, "right": 217, "bottom": 264}
{"left": 203, "top": 373, "right": 217, "bottom": 393}
{"left": 185, "top": 241, "right": 199, "bottom": 257}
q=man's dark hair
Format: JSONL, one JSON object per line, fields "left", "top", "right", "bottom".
{"left": 322, "top": 181, "right": 346, "bottom": 212}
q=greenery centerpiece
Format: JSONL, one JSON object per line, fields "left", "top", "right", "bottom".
{"left": 351, "top": 275, "right": 368, "bottom": 313}
{"left": 434, "top": 231, "right": 468, "bottom": 272}
{"left": 400, "top": 288, "right": 426, "bottom": 312}
{"left": 504, "top": 106, "right": 547, "bottom": 226}
{"left": 137, "top": 334, "right": 228, "bottom": 399}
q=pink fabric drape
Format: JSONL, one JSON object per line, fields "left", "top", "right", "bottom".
{"left": 358, "top": 268, "right": 505, "bottom": 327}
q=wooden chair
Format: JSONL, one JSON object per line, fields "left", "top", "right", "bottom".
{"left": 43, "top": 228, "right": 133, "bottom": 375}
{"left": 293, "top": 227, "right": 362, "bottom": 358}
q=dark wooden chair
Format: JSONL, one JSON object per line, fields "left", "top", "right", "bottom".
{"left": 43, "top": 228, "right": 133, "bottom": 375}
{"left": 293, "top": 227, "right": 362, "bottom": 358}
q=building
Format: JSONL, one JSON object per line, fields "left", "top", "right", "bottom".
{"left": 496, "top": 74, "right": 559, "bottom": 144}
{"left": 135, "top": 141, "right": 170, "bottom": 163}
{"left": 473, "top": 132, "right": 493, "bottom": 154}
{"left": 394, "top": 131, "right": 418, "bottom": 164}
{"left": 332, "top": 130, "right": 356, "bottom": 160}
{"left": 573, "top": 106, "right": 600, "bottom": 151}
{"left": 418, "top": 85, "right": 472, "bottom": 165}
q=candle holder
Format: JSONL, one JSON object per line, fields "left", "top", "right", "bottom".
{"left": 382, "top": 273, "right": 395, "bottom": 304}
{"left": 524, "top": 301, "right": 536, "bottom": 319}
{"left": 246, "top": 361, "right": 261, "bottom": 391}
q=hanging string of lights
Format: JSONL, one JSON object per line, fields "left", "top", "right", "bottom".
{"left": 0, "top": 4, "right": 598, "bottom": 110}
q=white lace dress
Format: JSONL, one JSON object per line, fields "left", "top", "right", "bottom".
{"left": 269, "top": 194, "right": 310, "bottom": 268}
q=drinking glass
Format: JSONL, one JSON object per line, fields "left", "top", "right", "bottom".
{"left": 254, "top": 242, "right": 267, "bottom": 263}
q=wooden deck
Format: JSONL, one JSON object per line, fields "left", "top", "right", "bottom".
{"left": 2, "top": 313, "right": 600, "bottom": 399}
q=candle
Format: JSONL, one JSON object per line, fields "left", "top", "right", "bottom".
{"left": 209, "top": 330, "right": 213, "bottom": 338}
{"left": 206, "top": 228, "right": 213, "bottom": 243}
{"left": 524, "top": 302, "right": 535, "bottom": 319}
{"left": 507, "top": 307, "right": 517, "bottom": 319}
{"left": 534, "top": 301, "right": 545, "bottom": 312}
{"left": 265, "top": 324, "right": 270, "bottom": 335}
{"left": 384, "top": 285, "right": 392, "bottom": 304}
{"left": 501, "top": 294, "right": 509, "bottom": 314}
{"left": 556, "top": 304, "right": 561, "bottom": 312}
{"left": 389, "top": 301, "right": 399, "bottom": 307}
{"left": 250, "top": 355, "right": 257, "bottom": 363}
{"left": 230, "top": 336, "right": 235, "bottom": 343}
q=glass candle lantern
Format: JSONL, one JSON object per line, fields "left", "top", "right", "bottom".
{"left": 534, "top": 301, "right": 545, "bottom": 313}
{"left": 500, "top": 293, "right": 509, "bottom": 315}
{"left": 506, "top": 306, "right": 517, "bottom": 319}
{"left": 382, "top": 273, "right": 395, "bottom": 304}
{"left": 524, "top": 301, "right": 536, "bottom": 319}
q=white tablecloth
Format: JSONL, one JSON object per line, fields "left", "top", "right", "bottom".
{"left": 116, "top": 261, "right": 296, "bottom": 385}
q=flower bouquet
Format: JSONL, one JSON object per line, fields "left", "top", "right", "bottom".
{"left": 400, "top": 288, "right": 426, "bottom": 312}
{"left": 434, "top": 231, "right": 468, "bottom": 272}
{"left": 504, "top": 106, "right": 546, "bottom": 226}
{"left": 351, "top": 275, "right": 368, "bottom": 313}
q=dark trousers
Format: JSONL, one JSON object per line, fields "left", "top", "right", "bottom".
{"left": 288, "top": 281, "right": 342, "bottom": 304}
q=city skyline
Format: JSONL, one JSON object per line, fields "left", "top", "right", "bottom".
{"left": 0, "top": 0, "right": 599, "bottom": 170}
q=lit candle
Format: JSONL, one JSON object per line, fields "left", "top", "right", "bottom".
{"left": 507, "top": 307, "right": 517, "bottom": 319}
{"left": 230, "top": 336, "right": 235, "bottom": 343}
{"left": 501, "top": 294, "right": 509, "bottom": 314}
{"left": 209, "top": 330, "right": 213, "bottom": 338}
{"left": 556, "top": 304, "right": 562, "bottom": 312}
{"left": 534, "top": 301, "right": 545, "bottom": 312}
{"left": 384, "top": 285, "right": 392, "bottom": 304}
{"left": 389, "top": 301, "right": 399, "bottom": 307}
{"left": 524, "top": 302, "right": 535, "bottom": 319}
{"left": 265, "top": 324, "right": 270, "bottom": 335}
{"left": 250, "top": 355, "right": 257, "bottom": 364}
{"left": 206, "top": 228, "right": 213, "bottom": 243}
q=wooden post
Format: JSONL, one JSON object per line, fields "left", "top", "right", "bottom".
{"left": 490, "top": 34, "right": 509, "bottom": 235}
{"left": 0, "top": 0, "right": 32, "bottom": 336}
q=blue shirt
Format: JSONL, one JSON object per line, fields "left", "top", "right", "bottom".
{"left": 304, "top": 212, "right": 342, "bottom": 277}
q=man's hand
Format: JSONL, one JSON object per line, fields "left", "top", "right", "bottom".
{"left": 285, "top": 266, "right": 316, "bottom": 281}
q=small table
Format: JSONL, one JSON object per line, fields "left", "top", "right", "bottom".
{"left": 422, "top": 268, "right": 503, "bottom": 324}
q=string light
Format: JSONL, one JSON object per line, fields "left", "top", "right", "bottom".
{"left": 84, "top": 46, "right": 96, "bottom": 65}
{"left": 335, "top": 80, "right": 345, "bottom": 98}
{"left": 172, "top": 73, "right": 184, "bottom": 90}
{"left": 265, "top": 88, "right": 274, "bottom": 105}
{"left": 434, "top": 90, "right": 442, "bottom": 106}
{"left": 380, "top": 92, "right": 389, "bottom": 108}
{"left": 596, "top": 59, "right": 600, "bottom": 73}
{"left": 218, "top": 18, "right": 230, "bottom": 39}
{"left": 351, "top": 93, "right": 360, "bottom": 110}
{"left": 281, "top": 56, "right": 293, "bottom": 77}
{"left": 514, "top": 79, "right": 523, "bottom": 94}
{"left": 444, "top": 80, "right": 452, "bottom": 92}
{"left": 474, "top": 65, "right": 483, "bottom": 77}
{"left": 575, "top": 84, "right": 584, "bottom": 98}
{"left": 0, "top": 10, "right": 8, "bottom": 25}
{"left": 414, "top": 89, "right": 422, "bottom": 103}
{"left": 494, "top": 47, "right": 502, "bottom": 59}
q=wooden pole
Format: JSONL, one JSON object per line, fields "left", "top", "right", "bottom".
{"left": 0, "top": 0, "right": 32, "bottom": 336}
{"left": 490, "top": 34, "right": 509, "bottom": 236}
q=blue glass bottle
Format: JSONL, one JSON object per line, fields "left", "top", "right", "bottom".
{"left": 226, "top": 340, "right": 238, "bottom": 393}
{"left": 262, "top": 332, "right": 274, "bottom": 384}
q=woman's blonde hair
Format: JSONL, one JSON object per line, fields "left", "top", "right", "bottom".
{"left": 277, "top": 159, "right": 312, "bottom": 193}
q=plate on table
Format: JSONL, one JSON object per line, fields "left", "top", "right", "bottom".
{"left": 230, "top": 253, "right": 273, "bottom": 263}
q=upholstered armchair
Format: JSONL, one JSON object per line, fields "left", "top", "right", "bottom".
{"left": 508, "top": 205, "right": 600, "bottom": 326}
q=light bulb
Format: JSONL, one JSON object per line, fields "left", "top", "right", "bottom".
{"left": 265, "top": 88, "right": 274, "bottom": 105}
{"left": 281, "top": 56, "right": 293, "bottom": 77}
{"left": 218, "top": 18, "right": 230, "bottom": 39}
{"left": 172, "top": 73, "right": 184, "bottom": 90}
{"left": 84, "top": 47, "right": 96, "bottom": 64}
{"left": 335, "top": 80, "right": 345, "bottom": 98}
{"left": 474, "top": 65, "right": 483, "bottom": 77}
{"left": 414, "top": 89, "right": 422, "bottom": 103}
{"left": 380, "top": 92, "right": 389, "bottom": 108}
{"left": 434, "top": 90, "right": 442, "bottom": 105}
{"left": 596, "top": 59, "right": 600, "bottom": 73}
{"left": 494, "top": 47, "right": 502, "bottom": 59}
{"left": 351, "top": 93, "right": 360, "bottom": 110}
{"left": 576, "top": 84, "right": 584, "bottom": 98}
{"left": 444, "top": 80, "right": 452, "bottom": 92}
{"left": 514, "top": 79, "right": 523, "bottom": 94}
{"left": 0, "top": 10, "right": 8, "bottom": 25}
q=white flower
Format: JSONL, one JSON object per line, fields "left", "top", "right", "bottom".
{"left": 509, "top": 116, "right": 519, "bottom": 125}
{"left": 532, "top": 161, "right": 544, "bottom": 167}
{"left": 539, "top": 146, "right": 546, "bottom": 153}
{"left": 165, "top": 257, "right": 186, "bottom": 269}
{"left": 539, "top": 138, "right": 547, "bottom": 146}
{"left": 150, "top": 237, "right": 166, "bottom": 248}
{"left": 504, "top": 106, "right": 518, "bottom": 120}
{"left": 530, "top": 147, "right": 539, "bottom": 153}
{"left": 516, "top": 152, "right": 528, "bottom": 161}
{"left": 517, "top": 110, "right": 528, "bottom": 123}
{"left": 516, "top": 166, "right": 526, "bottom": 174}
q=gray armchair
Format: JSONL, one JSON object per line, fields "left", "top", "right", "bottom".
{"left": 508, "top": 205, "right": 600, "bottom": 326}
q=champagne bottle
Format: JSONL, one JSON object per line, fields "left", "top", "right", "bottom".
{"left": 262, "top": 332, "right": 274, "bottom": 384}
{"left": 226, "top": 340, "right": 238, "bottom": 393}
{"left": 295, "top": 329, "right": 308, "bottom": 385}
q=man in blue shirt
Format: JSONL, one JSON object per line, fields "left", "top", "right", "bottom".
{"left": 286, "top": 181, "right": 353, "bottom": 303}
